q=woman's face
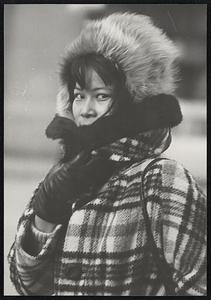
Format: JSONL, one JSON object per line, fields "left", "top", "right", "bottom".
{"left": 72, "top": 69, "right": 115, "bottom": 126}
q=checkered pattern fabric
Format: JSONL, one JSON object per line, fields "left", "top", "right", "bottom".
{"left": 8, "top": 129, "right": 206, "bottom": 295}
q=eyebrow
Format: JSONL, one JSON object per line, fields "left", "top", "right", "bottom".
{"left": 74, "top": 87, "right": 113, "bottom": 91}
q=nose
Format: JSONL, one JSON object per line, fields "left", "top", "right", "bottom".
{"left": 81, "top": 97, "right": 97, "bottom": 117}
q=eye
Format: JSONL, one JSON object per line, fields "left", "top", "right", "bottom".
{"left": 73, "top": 93, "right": 84, "bottom": 101}
{"left": 96, "top": 93, "right": 112, "bottom": 101}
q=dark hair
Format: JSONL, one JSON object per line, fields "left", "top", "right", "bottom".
{"left": 61, "top": 53, "right": 132, "bottom": 111}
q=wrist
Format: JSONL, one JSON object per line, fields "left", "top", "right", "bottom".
{"left": 34, "top": 215, "right": 57, "bottom": 233}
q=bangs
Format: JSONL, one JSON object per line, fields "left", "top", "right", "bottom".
{"left": 61, "top": 53, "right": 125, "bottom": 99}
{"left": 71, "top": 55, "right": 116, "bottom": 88}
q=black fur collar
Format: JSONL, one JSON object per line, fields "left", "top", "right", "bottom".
{"left": 46, "top": 94, "right": 182, "bottom": 161}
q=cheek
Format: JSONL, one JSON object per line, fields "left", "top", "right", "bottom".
{"left": 98, "top": 100, "right": 114, "bottom": 117}
{"left": 72, "top": 102, "right": 80, "bottom": 121}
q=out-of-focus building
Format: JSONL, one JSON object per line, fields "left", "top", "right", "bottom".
{"left": 86, "top": 4, "right": 206, "bottom": 101}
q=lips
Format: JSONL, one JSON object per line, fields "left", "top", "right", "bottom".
{"left": 78, "top": 118, "right": 97, "bottom": 126}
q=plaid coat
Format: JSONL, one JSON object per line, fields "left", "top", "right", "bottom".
{"left": 8, "top": 129, "right": 206, "bottom": 296}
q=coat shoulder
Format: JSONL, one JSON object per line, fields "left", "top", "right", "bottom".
{"left": 123, "top": 157, "right": 199, "bottom": 193}
{"left": 122, "top": 157, "right": 184, "bottom": 178}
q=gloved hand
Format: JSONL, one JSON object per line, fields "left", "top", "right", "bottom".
{"left": 32, "top": 151, "right": 118, "bottom": 224}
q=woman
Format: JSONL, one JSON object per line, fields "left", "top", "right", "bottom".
{"left": 8, "top": 12, "right": 206, "bottom": 296}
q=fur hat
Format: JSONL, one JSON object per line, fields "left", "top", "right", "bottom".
{"left": 57, "top": 12, "right": 180, "bottom": 117}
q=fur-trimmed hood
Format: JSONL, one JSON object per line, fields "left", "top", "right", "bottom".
{"left": 56, "top": 12, "right": 180, "bottom": 118}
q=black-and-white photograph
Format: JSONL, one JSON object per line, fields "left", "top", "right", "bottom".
{"left": 4, "top": 4, "right": 206, "bottom": 296}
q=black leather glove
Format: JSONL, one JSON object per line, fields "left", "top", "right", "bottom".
{"left": 32, "top": 151, "right": 118, "bottom": 224}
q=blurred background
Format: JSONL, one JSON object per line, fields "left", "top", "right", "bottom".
{"left": 4, "top": 4, "right": 206, "bottom": 295}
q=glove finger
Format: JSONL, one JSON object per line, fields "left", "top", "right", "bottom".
{"left": 63, "top": 151, "right": 91, "bottom": 171}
